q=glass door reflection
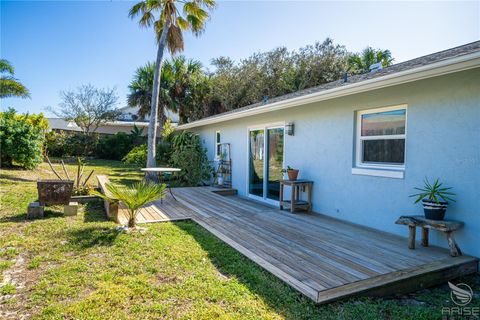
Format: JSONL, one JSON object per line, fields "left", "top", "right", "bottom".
{"left": 248, "top": 129, "right": 264, "bottom": 197}
{"left": 266, "top": 128, "right": 284, "bottom": 200}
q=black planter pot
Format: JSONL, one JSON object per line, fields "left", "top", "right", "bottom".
{"left": 422, "top": 199, "right": 448, "bottom": 220}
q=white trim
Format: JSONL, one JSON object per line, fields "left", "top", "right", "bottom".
{"left": 214, "top": 130, "right": 221, "bottom": 159}
{"left": 177, "top": 51, "right": 480, "bottom": 130}
{"left": 355, "top": 104, "right": 407, "bottom": 170}
{"left": 352, "top": 168, "right": 404, "bottom": 179}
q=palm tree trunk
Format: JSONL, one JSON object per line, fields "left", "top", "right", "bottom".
{"left": 146, "top": 18, "right": 171, "bottom": 180}
{"left": 128, "top": 210, "right": 136, "bottom": 228}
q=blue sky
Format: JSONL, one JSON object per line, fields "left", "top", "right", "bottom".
{"left": 1, "top": 1, "right": 479, "bottom": 115}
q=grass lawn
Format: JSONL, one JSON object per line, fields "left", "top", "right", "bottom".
{"left": 0, "top": 160, "right": 478, "bottom": 319}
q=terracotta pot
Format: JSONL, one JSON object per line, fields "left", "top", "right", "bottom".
{"left": 287, "top": 169, "right": 299, "bottom": 181}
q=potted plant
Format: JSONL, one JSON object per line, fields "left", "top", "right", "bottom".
{"left": 217, "top": 166, "right": 225, "bottom": 185}
{"left": 410, "top": 177, "right": 456, "bottom": 220}
{"left": 282, "top": 166, "right": 299, "bottom": 181}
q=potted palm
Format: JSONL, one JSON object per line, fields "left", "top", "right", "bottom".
{"left": 94, "top": 181, "right": 166, "bottom": 231}
{"left": 282, "top": 166, "right": 299, "bottom": 181}
{"left": 410, "top": 177, "right": 455, "bottom": 220}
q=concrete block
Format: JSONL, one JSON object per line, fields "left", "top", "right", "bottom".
{"left": 27, "top": 202, "right": 44, "bottom": 219}
{"left": 64, "top": 202, "right": 79, "bottom": 216}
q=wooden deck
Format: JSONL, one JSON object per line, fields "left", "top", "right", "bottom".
{"left": 122, "top": 187, "right": 478, "bottom": 304}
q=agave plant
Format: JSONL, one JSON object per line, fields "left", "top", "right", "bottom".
{"left": 410, "top": 177, "right": 456, "bottom": 204}
{"left": 95, "top": 181, "right": 166, "bottom": 229}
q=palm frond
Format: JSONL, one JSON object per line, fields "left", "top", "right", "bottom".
{"left": 0, "top": 59, "right": 15, "bottom": 75}
{"left": 0, "top": 77, "right": 30, "bottom": 98}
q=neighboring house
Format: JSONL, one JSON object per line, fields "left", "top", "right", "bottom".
{"left": 47, "top": 118, "right": 150, "bottom": 135}
{"left": 177, "top": 41, "right": 480, "bottom": 258}
{"left": 48, "top": 106, "right": 178, "bottom": 135}
{"left": 116, "top": 105, "right": 180, "bottom": 123}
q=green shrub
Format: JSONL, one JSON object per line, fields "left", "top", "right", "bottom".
{"left": 96, "top": 132, "right": 133, "bottom": 160}
{"left": 170, "top": 131, "right": 212, "bottom": 186}
{"left": 0, "top": 108, "right": 45, "bottom": 169}
{"left": 67, "top": 133, "right": 98, "bottom": 156}
{"left": 45, "top": 131, "right": 70, "bottom": 157}
{"left": 46, "top": 132, "right": 98, "bottom": 157}
{"left": 123, "top": 144, "right": 147, "bottom": 166}
{"left": 156, "top": 140, "right": 172, "bottom": 165}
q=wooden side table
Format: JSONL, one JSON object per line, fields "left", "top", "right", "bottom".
{"left": 395, "top": 215, "right": 464, "bottom": 257}
{"left": 279, "top": 180, "right": 313, "bottom": 213}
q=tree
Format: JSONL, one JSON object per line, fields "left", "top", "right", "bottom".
{"left": 95, "top": 181, "right": 166, "bottom": 229}
{"left": 0, "top": 108, "right": 45, "bottom": 169}
{"left": 129, "top": 0, "right": 216, "bottom": 179}
{"left": 0, "top": 59, "right": 30, "bottom": 99}
{"left": 129, "top": 57, "right": 216, "bottom": 123}
{"left": 51, "top": 84, "right": 119, "bottom": 136}
{"left": 162, "top": 56, "right": 209, "bottom": 124}
{"left": 208, "top": 39, "right": 349, "bottom": 111}
{"left": 127, "top": 62, "right": 173, "bottom": 122}
{"left": 347, "top": 47, "right": 394, "bottom": 74}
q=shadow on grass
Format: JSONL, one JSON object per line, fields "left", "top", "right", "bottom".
{"left": 175, "top": 220, "right": 323, "bottom": 319}
{"left": 66, "top": 226, "right": 120, "bottom": 249}
{"left": 83, "top": 201, "right": 109, "bottom": 223}
{"left": 0, "top": 174, "right": 36, "bottom": 182}
{"left": 0, "top": 209, "right": 64, "bottom": 223}
{"left": 110, "top": 178, "right": 142, "bottom": 186}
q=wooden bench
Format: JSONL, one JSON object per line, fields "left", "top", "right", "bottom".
{"left": 395, "top": 215, "right": 464, "bottom": 257}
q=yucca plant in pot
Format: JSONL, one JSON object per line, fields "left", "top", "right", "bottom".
{"left": 410, "top": 177, "right": 455, "bottom": 220}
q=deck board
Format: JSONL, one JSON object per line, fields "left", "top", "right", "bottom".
{"left": 118, "top": 186, "right": 478, "bottom": 303}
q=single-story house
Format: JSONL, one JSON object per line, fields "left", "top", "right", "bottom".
{"left": 47, "top": 118, "right": 150, "bottom": 135}
{"left": 48, "top": 106, "right": 178, "bottom": 135}
{"left": 177, "top": 41, "right": 480, "bottom": 258}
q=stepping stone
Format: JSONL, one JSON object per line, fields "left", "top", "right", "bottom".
{"left": 64, "top": 202, "right": 79, "bottom": 216}
{"left": 27, "top": 202, "right": 44, "bottom": 219}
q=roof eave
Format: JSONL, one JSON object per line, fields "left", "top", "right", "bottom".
{"left": 177, "top": 51, "right": 480, "bottom": 130}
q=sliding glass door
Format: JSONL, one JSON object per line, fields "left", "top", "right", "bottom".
{"left": 248, "top": 129, "right": 264, "bottom": 197}
{"left": 248, "top": 125, "right": 284, "bottom": 203}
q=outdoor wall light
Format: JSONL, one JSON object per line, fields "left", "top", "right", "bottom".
{"left": 285, "top": 122, "right": 294, "bottom": 136}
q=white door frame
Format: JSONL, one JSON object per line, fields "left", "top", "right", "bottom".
{"left": 246, "top": 121, "right": 285, "bottom": 205}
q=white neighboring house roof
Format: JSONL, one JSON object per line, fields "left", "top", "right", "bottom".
{"left": 47, "top": 118, "right": 158, "bottom": 136}
{"left": 117, "top": 105, "right": 180, "bottom": 123}
{"left": 177, "top": 41, "right": 480, "bottom": 130}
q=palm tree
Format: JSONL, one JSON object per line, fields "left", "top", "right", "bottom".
{"left": 127, "top": 62, "right": 173, "bottom": 122}
{"left": 347, "top": 47, "right": 394, "bottom": 74}
{"left": 129, "top": 0, "right": 216, "bottom": 179}
{"left": 163, "top": 56, "right": 205, "bottom": 124}
{"left": 0, "top": 59, "right": 30, "bottom": 99}
{"left": 95, "top": 181, "right": 166, "bottom": 229}
{"left": 128, "top": 57, "right": 207, "bottom": 125}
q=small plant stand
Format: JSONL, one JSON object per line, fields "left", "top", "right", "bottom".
{"left": 279, "top": 180, "right": 313, "bottom": 213}
{"left": 395, "top": 215, "right": 464, "bottom": 257}
{"left": 214, "top": 143, "right": 232, "bottom": 189}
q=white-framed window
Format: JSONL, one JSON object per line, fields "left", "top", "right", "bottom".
{"left": 215, "top": 131, "right": 221, "bottom": 159}
{"left": 355, "top": 105, "right": 407, "bottom": 174}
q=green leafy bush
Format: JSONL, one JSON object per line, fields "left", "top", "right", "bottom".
{"left": 170, "top": 131, "right": 212, "bottom": 186}
{"left": 45, "top": 131, "right": 70, "bottom": 157}
{"left": 0, "top": 108, "right": 45, "bottom": 169}
{"left": 95, "top": 132, "right": 133, "bottom": 160}
{"left": 123, "top": 144, "right": 147, "bottom": 166}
